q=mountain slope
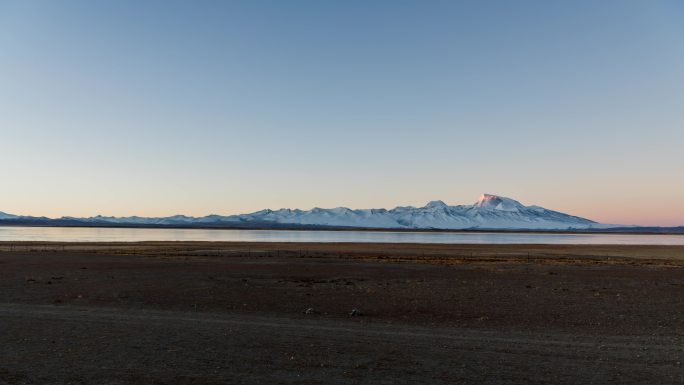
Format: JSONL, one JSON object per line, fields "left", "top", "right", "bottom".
{"left": 0, "top": 211, "right": 18, "bottom": 220}
{"left": 0, "top": 194, "right": 608, "bottom": 230}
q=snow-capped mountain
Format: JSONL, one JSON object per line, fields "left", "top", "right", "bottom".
{"left": 0, "top": 194, "right": 610, "bottom": 230}
{"left": 0, "top": 211, "right": 18, "bottom": 220}
{"left": 220, "top": 194, "right": 601, "bottom": 230}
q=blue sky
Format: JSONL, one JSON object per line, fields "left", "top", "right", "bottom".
{"left": 1, "top": 0, "right": 683, "bottom": 225}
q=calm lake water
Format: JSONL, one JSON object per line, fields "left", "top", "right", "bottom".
{"left": 0, "top": 226, "right": 683, "bottom": 245}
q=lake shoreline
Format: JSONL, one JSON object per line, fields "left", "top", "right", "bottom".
{"left": 1, "top": 226, "right": 684, "bottom": 244}
{"left": 1, "top": 222, "right": 683, "bottom": 235}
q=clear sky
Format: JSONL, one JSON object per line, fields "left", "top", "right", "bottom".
{"left": 1, "top": 0, "right": 683, "bottom": 226}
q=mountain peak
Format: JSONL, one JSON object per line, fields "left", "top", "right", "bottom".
{"left": 425, "top": 200, "right": 448, "bottom": 209}
{"left": 474, "top": 194, "right": 525, "bottom": 211}
{"left": 0, "top": 211, "right": 18, "bottom": 219}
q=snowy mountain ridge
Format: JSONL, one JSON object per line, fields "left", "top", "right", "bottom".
{"left": 0, "top": 194, "right": 613, "bottom": 230}
{"left": 0, "top": 211, "right": 18, "bottom": 220}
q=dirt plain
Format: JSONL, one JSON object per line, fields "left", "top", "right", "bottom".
{"left": 2, "top": 241, "right": 684, "bottom": 384}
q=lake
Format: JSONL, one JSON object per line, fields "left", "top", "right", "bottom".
{"left": 0, "top": 226, "right": 683, "bottom": 245}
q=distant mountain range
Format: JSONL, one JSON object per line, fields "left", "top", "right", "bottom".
{"left": 0, "top": 194, "right": 651, "bottom": 231}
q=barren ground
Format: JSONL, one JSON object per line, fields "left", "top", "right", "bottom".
{"left": 1, "top": 242, "right": 684, "bottom": 384}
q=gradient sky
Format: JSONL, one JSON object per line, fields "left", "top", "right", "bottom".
{"left": 1, "top": 0, "right": 683, "bottom": 226}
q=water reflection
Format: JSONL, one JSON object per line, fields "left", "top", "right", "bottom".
{"left": 0, "top": 226, "right": 683, "bottom": 245}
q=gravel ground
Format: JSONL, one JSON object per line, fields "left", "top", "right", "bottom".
{"left": 1, "top": 242, "right": 684, "bottom": 384}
